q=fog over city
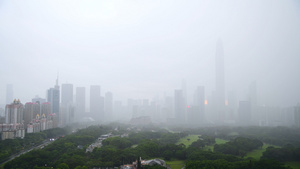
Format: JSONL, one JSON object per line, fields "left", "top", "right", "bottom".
{"left": 1, "top": 0, "right": 300, "bottom": 109}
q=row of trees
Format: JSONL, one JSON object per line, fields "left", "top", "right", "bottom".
{"left": 214, "top": 137, "right": 263, "bottom": 157}
{"left": 185, "top": 126, "right": 300, "bottom": 147}
{"left": 186, "top": 159, "right": 288, "bottom": 169}
{"left": 0, "top": 127, "right": 70, "bottom": 163}
{"left": 3, "top": 125, "right": 297, "bottom": 169}
{"left": 3, "top": 125, "right": 112, "bottom": 169}
{"left": 261, "top": 144, "right": 300, "bottom": 162}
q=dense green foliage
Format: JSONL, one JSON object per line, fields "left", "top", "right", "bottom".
{"left": 186, "top": 126, "right": 300, "bottom": 147}
{"left": 0, "top": 127, "right": 69, "bottom": 163}
{"left": 189, "top": 135, "right": 216, "bottom": 149}
{"left": 3, "top": 125, "right": 111, "bottom": 169}
{"left": 186, "top": 159, "right": 288, "bottom": 169}
{"left": 261, "top": 144, "right": 300, "bottom": 162}
{"left": 2, "top": 125, "right": 298, "bottom": 169}
{"left": 214, "top": 137, "right": 263, "bottom": 157}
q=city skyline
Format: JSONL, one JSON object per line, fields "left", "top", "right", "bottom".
{"left": 1, "top": 1, "right": 300, "bottom": 107}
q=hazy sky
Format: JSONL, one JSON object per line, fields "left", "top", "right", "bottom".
{"left": 1, "top": 0, "right": 300, "bottom": 107}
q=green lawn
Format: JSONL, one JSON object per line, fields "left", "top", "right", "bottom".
{"left": 131, "top": 144, "right": 138, "bottom": 148}
{"left": 176, "top": 136, "right": 228, "bottom": 151}
{"left": 216, "top": 138, "right": 228, "bottom": 144}
{"left": 285, "top": 161, "right": 300, "bottom": 169}
{"left": 166, "top": 160, "right": 185, "bottom": 169}
{"left": 244, "top": 143, "right": 280, "bottom": 159}
{"left": 176, "top": 135, "right": 200, "bottom": 147}
{"left": 203, "top": 138, "right": 228, "bottom": 152}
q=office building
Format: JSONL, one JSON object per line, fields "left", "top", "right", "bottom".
{"left": 47, "top": 78, "right": 60, "bottom": 114}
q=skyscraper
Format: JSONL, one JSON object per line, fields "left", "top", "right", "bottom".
{"left": 47, "top": 77, "right": 60, "bottom": 115}
{"left": 76, "top": 87, "right": 85, "bottom": 121}
{"left": 215, "top": 39, "right": 226, "bottom": 122}
{"left": 6, "top": 84, "right": 13, "bottom": 104}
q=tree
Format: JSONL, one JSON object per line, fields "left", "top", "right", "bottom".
{"left": 56, "top": 163, "right": 69, "bottom": 169}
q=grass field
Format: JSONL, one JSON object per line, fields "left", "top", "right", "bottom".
{"left": 203, "top": 138, "right": 228, "bottom": 152}
{"left": 285, "top": 161, "right": 300, "bottom": 169}
{"left": 166, "top": 160, "right": 185, "bottom": 169}
{"left": 244, "top": 143, "right": 280, "bottom": 159}
{"left": 131, "top": 144, "right": 138, "bottom": 148}
{"left": 216, "top": 138, "right": 228, "bottom": 144}
{"left": 176, "top": 135, "right": 200, "bottom": 147}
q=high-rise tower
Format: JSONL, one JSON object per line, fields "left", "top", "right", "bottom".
{"left": 47, "top": 77, "right": 60, "bottom": 115}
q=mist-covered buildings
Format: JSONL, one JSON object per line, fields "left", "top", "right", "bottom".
{"left": 90, "top": 85, "right": 102, "bottom": 120}
{"left": 1, "top": 99, "right": 25, "bottom": 140}
{"left": 61, "top": 83, "right": 74, "bottom": 125}
{"left": 0, "top": 39, "right": 299, "bottom": 134}
{"left": 47, "top": 78, "right": 60, "bottom": 115}
{"left": 75, "top": 87, "right": 86, "bottom": 121}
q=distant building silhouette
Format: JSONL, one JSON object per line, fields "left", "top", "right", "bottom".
{"left": 47, "top": 77, "right": 60, "bottom": 122}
